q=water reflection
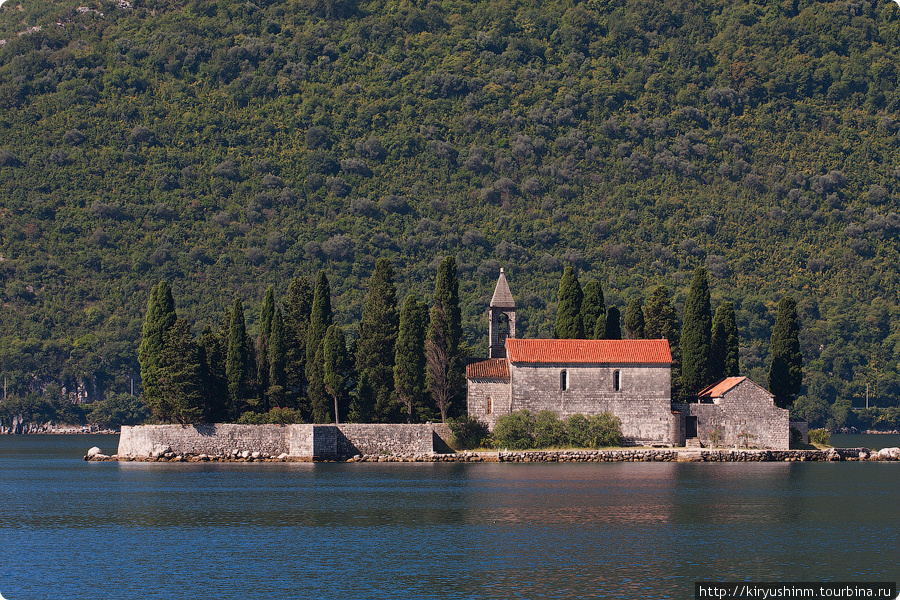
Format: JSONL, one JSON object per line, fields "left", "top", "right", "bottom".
{"left": 1, "top": 436, "right": 899, "bottom": 600}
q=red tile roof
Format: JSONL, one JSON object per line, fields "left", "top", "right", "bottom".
{"left": 504, "top": 338, "right": 671, "bottom": 364}
{"left": 697, "top": 377, "right": 772, "bottom": 399}
{"left": 466, "top": 358, "right": 510, "bottom": 379}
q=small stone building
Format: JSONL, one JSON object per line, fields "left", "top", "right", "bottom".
{"left": 672, "top": 377, "right": 789, "bottom": 450}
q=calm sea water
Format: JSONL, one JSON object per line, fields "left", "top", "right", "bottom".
{"left": 0, "top": 435, "right": 897, "bottom": 600}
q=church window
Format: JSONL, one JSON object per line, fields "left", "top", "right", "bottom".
{"left": 561, "top": 370, "right": 569, "bottom": 391}
{"left": 613, "top": 370, "right": 621, "bottom": 391}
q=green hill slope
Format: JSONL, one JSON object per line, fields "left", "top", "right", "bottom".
{"left": 2, "top": 0, "right": 900, "bottom": 425}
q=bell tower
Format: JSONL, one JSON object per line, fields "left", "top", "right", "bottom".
{"left": 489, "top": 268, "right": 516, "bottom": 358}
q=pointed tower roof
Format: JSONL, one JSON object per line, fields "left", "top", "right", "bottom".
{"left": 490, "top": 268, "right": 516, "bottom": 309}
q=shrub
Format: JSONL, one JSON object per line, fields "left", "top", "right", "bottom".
{"left": 492, "top": 410, "right": 624, "bottom": 449}
{"left": 808, "top": 428, "right": 830, "bottom": 446}
{"left": 533, "top": 410, "right": 566, "bottom": 447}
{"left": 566, "top": 413, "right": 623, "bottom": 448}
{"left": 448, "top": 416, "right": 490, "bottom": 450}
{"left": 237, "top": 407, "right": 303, "bottom": 424}
{"left": 492, "top": 410, "right": 535, "bottom": 449}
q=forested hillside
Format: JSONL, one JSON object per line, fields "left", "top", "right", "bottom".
{"left": 2, "top": 0, "right": 900, "bottom": 427}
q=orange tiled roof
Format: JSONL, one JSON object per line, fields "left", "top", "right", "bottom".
{"left": 466, "top": 358, "right": 510, "bottom": 379}
{"left": 697, "top": 377, "right": 749, "bottom": 398}
{"left": 505, "top": 338, "right": 671, "bottom": 364}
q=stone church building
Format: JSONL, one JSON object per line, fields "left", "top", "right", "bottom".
{"left": 466, "top": 270, "right": 789, "bottom": 449}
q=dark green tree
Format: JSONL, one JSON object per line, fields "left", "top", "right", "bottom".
{"left": 349, "top": 371, "right": 374, "bottom": 423}
{"left": 256, "top": 285, "right": 276, "bottom": 410}
{"left": 603, "top": 306, "right": 621, "bottom": 340}
{"left": 199, "top": 320, "right": 228, "bottom": 422}
{"left": 267, "top": 307, "right": 287, "bottom": 408}
{"left": 356, "top": 258, "right": 399, "bottom": 422}
{"left": 306, "top": 271, "right": 333, "bottom": 421}
{"left": 427, "top": 256, "right": 463, "bottom": 422}
{"left": 555, "top": 266, "right": 584, "bottom": 339}
{"left": 394, "top": 294, "right": 429, "bottom": 423}
{"left": 769, "top": 296, "right": 802, "bottom": 409}
{"left": 308, "top": 345, "right": 329, "bottom": 423}
{"left": 581, "top": 280, "right": 605, "bottom": 340}
{"left": 323, "top": 324, "right": 350, "bottom": 424}
{"left": 154, "top": 318, "right": 205, "bottom": 424}
{"left": 624, "top": 298, "right": 645, "bottom": 339}
{"left": 137, "top": 281, "right": 177, "bottom": 411}
{"left": 226, "top": 298, "right": 255, "bottom": 416}
{"left": 680, "top": 267, "right": 712, "bottom": 399}
{"left": 282, "top": 276, "right": 312, "bottom": 410}
{"left": 644, "top": 285, "right": 683, "bottom": 402}
{"left": 710, "top": 301, "right": 739, "bottom": 381}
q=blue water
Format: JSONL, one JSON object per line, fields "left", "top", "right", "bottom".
{"left": 0, "top": 435, "right": 897, "bottom": 600}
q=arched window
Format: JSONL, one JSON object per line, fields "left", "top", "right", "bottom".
{"left": 560, "top": 370, "right": 568, "bottom": 391}
{"left": 613, "top": 370, "right": 621, "bottom": 391}
{"left": 487, "top": 397, "right": 493, "bottom": 414}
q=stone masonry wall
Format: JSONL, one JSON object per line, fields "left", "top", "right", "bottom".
{"left": 673, "top": 380, "right": 789, "bottom": 450}
{"left": 467, "top": 378, "right": 511, "bottom": 429}
{"left": 118, "top": 423, "right": 453, "bottom": 459}
{"left": 117, "top": 424, "right": 294, "bottom": 457}
{"left": 509, "top": 362, "right": 672, "bottom": 444}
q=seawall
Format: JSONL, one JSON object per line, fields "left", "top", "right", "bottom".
{"left": 97, "top": 426, "right": 898, "bottom": 463}
{"left": 115, "top": 423, "right": 453, "bottom": 461}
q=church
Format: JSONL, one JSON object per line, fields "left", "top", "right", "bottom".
{"left": 465, "top": 270, "right": 790, "bottom": 449}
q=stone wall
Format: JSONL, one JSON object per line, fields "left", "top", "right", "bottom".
{"left": 467, "top": 378, "right": 512, "bottom": 429}
{"left": 673, "top": 379, "right": 789, "bottom": 450}
{"left": 790, "top": 419, "right": 809, "bottom": 444}
{"left": 335, "top": 424, "right": 451, "bottom": 457}
{"left": 118, "top": 423, "right": 454, "bottom": 460}
{"left": 117, "top": 424, "right": 294, "bottom": 457}
{"left": 509, "top": 362, "right": 672, "bottom": 445}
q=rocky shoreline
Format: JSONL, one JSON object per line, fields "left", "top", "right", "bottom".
{"left": 85, "top": 446, "right": 900, "bottom": 463}
{"left": 2, "top": 424, "right": 118, "bottom": 435}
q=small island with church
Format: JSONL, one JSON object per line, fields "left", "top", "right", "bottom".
{"left": 86, "top": 264, "right": 897, "bottom": 463}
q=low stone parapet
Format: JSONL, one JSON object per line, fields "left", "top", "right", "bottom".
{"left": 114, "top": 423, "right": 454, "bottom": 461}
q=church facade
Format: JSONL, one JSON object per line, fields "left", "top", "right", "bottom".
{"left": 466, "top": 270, "right": 789, "bottom": 449}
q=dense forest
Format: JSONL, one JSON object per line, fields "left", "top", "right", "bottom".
{"left": 2, "top": 0, "right": 900, "bottom": 429}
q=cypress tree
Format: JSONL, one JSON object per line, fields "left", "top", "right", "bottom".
{"left": 394, "top": 294, "right": 429, "bottom": 423}
{"left": 769, "top": 296, "right": 802, "bottom": 409}
{"left": 155, "top": 318, "right": 205, "bottom": 425}
{"left": 644, "top": 285, "right": 683, "bottom": 403}
{"left": 624, "top": 298, "right": 645, "bottom": 339}
{"left": 581, "top": 280, "right": 605, "bottom": 340}
{"left": 603, "top": 306, "right": 622, "bottom": 340}
{"left": 256, "top": 286, "right": 276, "bottom": 410}
{"left": 226, "top": 298, "right": 254, "bottom": 417}
{"left": 710, "top": 302, "right": 739, "bottom": 381}
{"left": 323, "top": 324, "right": 349, "bottom": 424}
{"left": 680, "top": 267, "right": 713, "bottom": 399}
{"left": 644, "top": 286, "right": 679, "bottom": 341}
{"left": 349, "top": 371, "right": 374, "bottom": 424}
{"left": 356, "top": 258, "right": 400, "bottom": 422}
{"left": 267, "top": 307, "right": 287, "bottom": 408}
{"left": 282, "top": 276, "right": 312, "bottom": 410}
{"left": 427, "top": 256, "right": 463, "bottom": 422}
{"left": 555, "top": 266, "right": 584, "bottom": 339}
{"left": 138, "top": 281, "right": 177, "bottom": 410}
{"left": 200, "top": 321, "right": 228, "bottom": 422}
{"left": 308, "top": 345, "right": 329, "bottom": 423}
{"left": 306, "top": 271, "right": 333, "bottom": 421}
